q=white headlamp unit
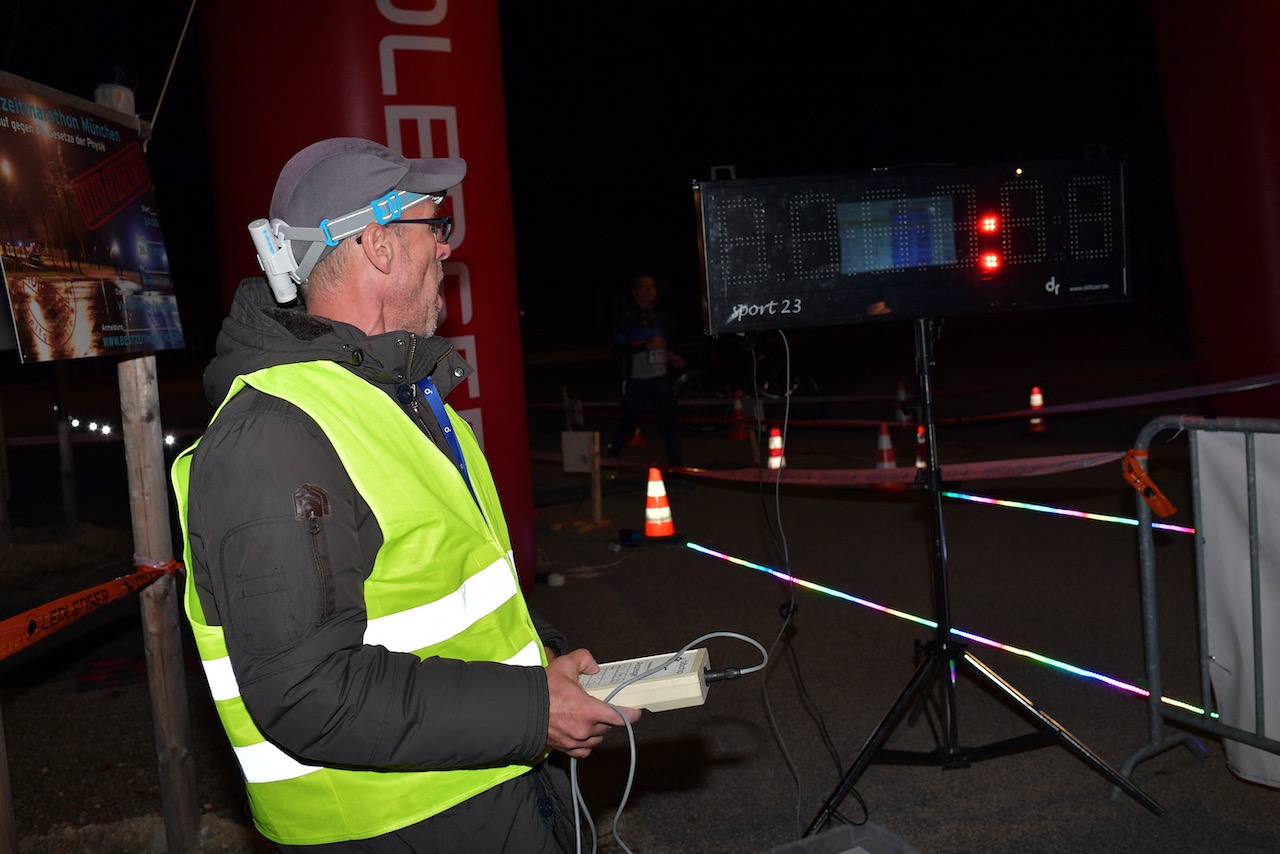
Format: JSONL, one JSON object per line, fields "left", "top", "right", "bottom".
{"left": 247, "top": 189, "right": 442, "bottom": 306}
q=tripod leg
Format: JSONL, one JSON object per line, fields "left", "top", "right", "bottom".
{"left": 805, "top": 651, "right": 942, "bottom": 836}
{"left": 962, "top": 651, "right": 1163, "bottom": 815}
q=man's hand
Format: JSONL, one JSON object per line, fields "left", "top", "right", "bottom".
{"left": 546, "top": 648, "right": 642, "bottom": 759}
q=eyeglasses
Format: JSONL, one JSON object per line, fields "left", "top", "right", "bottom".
{"left": 400, "top": 216, "right": 453, "bottom": 244}
{"left": 356, "top": 215, "right": 453, "bottom": 245}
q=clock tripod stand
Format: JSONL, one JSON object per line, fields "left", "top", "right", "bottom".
{"left": 805, "top": 317, "right": 1162, "bottom": 836}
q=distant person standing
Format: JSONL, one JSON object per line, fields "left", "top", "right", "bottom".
{"left": 606, "top": 274, "right": 685, "bottom": 467}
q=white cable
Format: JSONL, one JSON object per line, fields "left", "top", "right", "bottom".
{"left": 569, "top": 631, "right": 768, "bottom": 853}
{"left": 570, "top": 757, "right": 595, "bottom": 854}
{"left": 762, "top": 328, "right": 814, "bottom": 833}
{"left": 772, "top": 330, "right": 793, "bottom": 564}
{"left": 562, "top": 557, "right": 626, "bottom": 578}
{"left": 605, "top": 706, "right": 638, "bottom": 854}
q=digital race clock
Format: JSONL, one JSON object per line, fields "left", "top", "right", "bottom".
{"left": 693, "top": 159, "right": 1127, "bottom": 335}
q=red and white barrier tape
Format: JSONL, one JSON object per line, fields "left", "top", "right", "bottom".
{"left": 535, "top": 373, "right": 1280, "bottom": 429}
{"left": 530, "top": 449, "right": 1125, "bottom": 486}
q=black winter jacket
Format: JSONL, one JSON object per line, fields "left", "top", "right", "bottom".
{"left": 185, "top": 278, "right": 571, "bottom": 851}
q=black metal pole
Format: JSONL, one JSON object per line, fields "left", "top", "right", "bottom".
{"left": 915, "top": 318, "right": 951, "bottom": 638}
{"left": 915, "top": 318, "right": 963, "bottom": 757}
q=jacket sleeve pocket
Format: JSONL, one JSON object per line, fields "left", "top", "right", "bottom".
{"left": 217, "top": 483, "right": 338, "bottom": 653}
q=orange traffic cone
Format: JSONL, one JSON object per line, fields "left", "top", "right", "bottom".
{"left": 1029, "top": 386, "right": 1047, "bottom": 433}
{"left": 626, "top": 424, "right": 645, "bottom": 446}
{"left": 728, "top": 390, "right": 749, "bottom": 441}
{"left": 915, "top": 424, "right": 927, "bottom": 469}
{"left": 644, "top": 467, "right": 676, "bottom": 538}
{"left": 767, "top": 427, "right": 786, "bottom": 469}
{"left": 874, "top": 422, "right": 907, "bottom": 492}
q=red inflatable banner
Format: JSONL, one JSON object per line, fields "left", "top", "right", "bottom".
{"left": 200, "top": 2, "right": 536, "bottom": 586}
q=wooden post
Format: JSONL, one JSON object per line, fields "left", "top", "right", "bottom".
{"left": 54, "top": 361, "right": 77, "bottom": 531}
{"left": 554, "top": 431, "right": 611, "bottom": 533}
{"left": 0, "top": 391, "right": 11, "bottom": 546}
{"left": 589, "top": 430, "right": 603, "bottom": 526}
{"left": 118, "top": 354, "right": 200, "bottom": 853}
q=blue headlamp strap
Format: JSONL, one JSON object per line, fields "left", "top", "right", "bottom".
{"left": 273, "top": 190, "right": 445, "bottom": 285}
{"left": 416, "top": 374, "right": 478, "bottom": 506}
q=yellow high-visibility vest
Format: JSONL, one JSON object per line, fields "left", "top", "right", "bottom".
{"left": 172, "top": 360, "right": 545, "bottom": 845}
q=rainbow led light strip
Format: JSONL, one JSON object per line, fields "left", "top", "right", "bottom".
{"left": 942, "top": 491, "right": 1196, "bottom": 535}
{"left": 686, "top": 541, "right": 1215, "bottom": 719}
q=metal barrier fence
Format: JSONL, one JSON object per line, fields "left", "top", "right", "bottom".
{"left": 1121, "top": 415, "right": 1280, "bottom": 783}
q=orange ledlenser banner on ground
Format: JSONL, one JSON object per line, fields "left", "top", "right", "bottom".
{"left": 200, "top": 2, "right": 536, "bottom": 586}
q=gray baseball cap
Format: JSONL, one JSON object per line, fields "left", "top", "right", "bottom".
{"left": 269, "top": 137, "right": 466, "bottom": 273}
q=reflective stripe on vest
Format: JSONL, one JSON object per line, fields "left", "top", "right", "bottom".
{"left": 193, "top": 556, "right": 545, "bottom": 786}
{"left": 364, "top": 551, "right": 518, "bottom": 652}
{"left": 172, "top": 361, "right": 546, "bottom": 845}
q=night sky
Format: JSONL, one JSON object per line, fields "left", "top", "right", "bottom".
{"left": 1, "top": 2, "right": 1178, "bottom": 356}
{"left": 498, "top": 2, "right": 1174, "bottom": 344}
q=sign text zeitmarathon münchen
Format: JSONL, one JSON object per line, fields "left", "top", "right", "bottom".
{"left": 0, "top": 93, "right": 124, "bottom": 149}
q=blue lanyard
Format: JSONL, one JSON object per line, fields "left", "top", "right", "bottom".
{"left": 415, "top": 374, "right": 478, "bottom": 505}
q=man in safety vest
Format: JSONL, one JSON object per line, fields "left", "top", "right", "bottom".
{"left": 172, "top": 138, "right": 640, "bottom": 851}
